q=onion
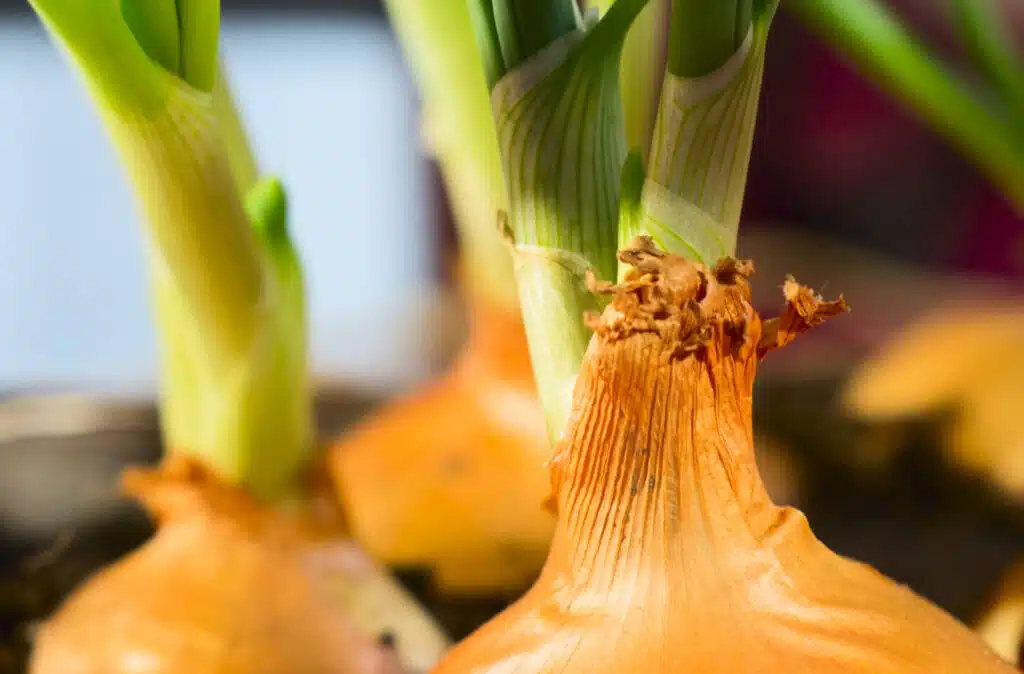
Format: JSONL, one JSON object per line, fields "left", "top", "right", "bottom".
{"left": 433, "top": 238, "right": 1015, "bottom": 673}
{"left": 30, "top": 457, "right": 448, "bottom": 674}
{"left": 331, "top": 301, "right": 554, "bottom": 594}
{"left": 846, "top": 306, "right": 1024, "bottom": 498}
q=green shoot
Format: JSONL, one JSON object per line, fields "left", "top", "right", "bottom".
{"left": 29, "top": 0, "right": 310, "bottom": 500}
{"left": 624, "top": 0, "right": 778, "bottom": 267}
{"left": 386, "top": 0, "right": 518, "bottom": 309}
{"left": 669, "top": 0, "right": 751, "bottom": 77}
{"left": 592, "top": 0, "right": 672, "bottom": 162}
{"left": 476, "top": 0, "right": 649, "bottom": 439}
{"left": 951, "top": 0, "right": 1024, "bottom": 130}
{"left": 789, "top": 0, "right": 1024, "bottom": 213}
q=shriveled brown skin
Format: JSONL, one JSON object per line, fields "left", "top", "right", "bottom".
{"left": 434, "top": 239, "right": 1016, "bottom": 674}
{"left": 30, "top": 458, "right": 406, "bottom": 674}
{"left": 330, "top": 302, "right": 555, "bottom": 595}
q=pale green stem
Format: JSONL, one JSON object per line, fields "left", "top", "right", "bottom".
{"left": 789, "top": 0, "right": 1024, "bottom": 214}
{"left": 116, "top": 94, "right": 310, "bottom": 499}
{"left": 30, "top": 0, "right": 310, "bottom": 499}
{"left": 109, "top": 87, "right": 267, "bottom": 373}
{"left": 28, "top": 0, "right": 168, "bottom": 113}
{"left": 669, "top": 0, "right": 751, "bottom": 77}
{"left": 593, "top": 0, "right": 671, "bottom": 162}
{"left": 488, "top": 0, "right": 648, "bottom": 439}
{"left": 489, "top": 0, "right": 582, "bottom": 74}
{"left": 212, "top": 64, "right": 260, "bottom": 194}
{"left": 624, "top": 1, "right": 777, "bottom": 267}
{"left": 387, "top": 0, "right": 517, "bottom": 309}
{"left": 176, "top": 0, "right": 219, "bottom": 92}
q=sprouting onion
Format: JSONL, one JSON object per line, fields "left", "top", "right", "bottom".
{"left": 26, "top": 1, "right": 448, "bottom": 671}
{"left": 425, "top": 1, "right": 1021, "bottom": 672}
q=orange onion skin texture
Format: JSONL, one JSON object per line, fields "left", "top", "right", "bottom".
{"left": 433, "top": 240, "right": 1016, "bottom": 673}
{"left": 330, "top": 301, "right": 554, "bottom": 594}
{"left": 30, "top": 459, "right": 403, "bottom": 674}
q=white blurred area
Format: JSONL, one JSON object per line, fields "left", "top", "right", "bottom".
{"left": 0, "top": 15, "right": 438, "bottom": 394}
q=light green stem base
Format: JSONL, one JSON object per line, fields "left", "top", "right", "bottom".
{"left": 627, "top": 4, "right": 775, "bottom": 264}
{"left": 490, "top": 1, "right": 646, "bottom": 439}
{"left": 511, "top": 251, "right": 599, "bottom": 440}
{"left": 29, "top": 0, "right": 311, "bottom": 500}
{"left": 116, "top": 91, "right": 310, "bottom": 499}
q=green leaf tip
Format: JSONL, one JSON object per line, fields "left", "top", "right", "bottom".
{"left": 245, "top": 176, "right": 290, "bottom": 247}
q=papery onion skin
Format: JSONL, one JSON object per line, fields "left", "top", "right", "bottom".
{"left": 30, "top": 458, "right": 444, "bottom": 674}
{"left": 433, "top": 238, "right": 1016, "bottom": 674}
{"left": 330, "top": 301, "right": 554, "bottom": 595}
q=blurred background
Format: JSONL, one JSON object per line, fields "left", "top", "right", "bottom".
{"left": 0, "top": 0, "right": 1022, "bottom": 670}
{"left": 0, "top": 0, "right": 441, "bottom": 394}
{"left": 1, "top": 2, "right": 1021, "bottom": 394}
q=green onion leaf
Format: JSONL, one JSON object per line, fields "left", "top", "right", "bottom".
{"left": 636, "top": 0, "right": 778, "bottom": 265}
{"left": 489, "top": 0, "right": 649, "bottom": 438}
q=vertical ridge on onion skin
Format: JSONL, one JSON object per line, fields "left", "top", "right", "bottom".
{"left": 432, "top": 238, "right": 1017, "bottom": 674}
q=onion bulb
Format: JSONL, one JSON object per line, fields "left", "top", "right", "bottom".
{"left": 30, "top": 457, "right": 448, "bottom": 674}
{"left": 433, "top": 238, "right": 1015, "bottom": 673}
{"left": 330, "top": 300, "right": 554, "bottom": 595}
{"left": 845, "top": 305, "right": 1024, "bottom": 498}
